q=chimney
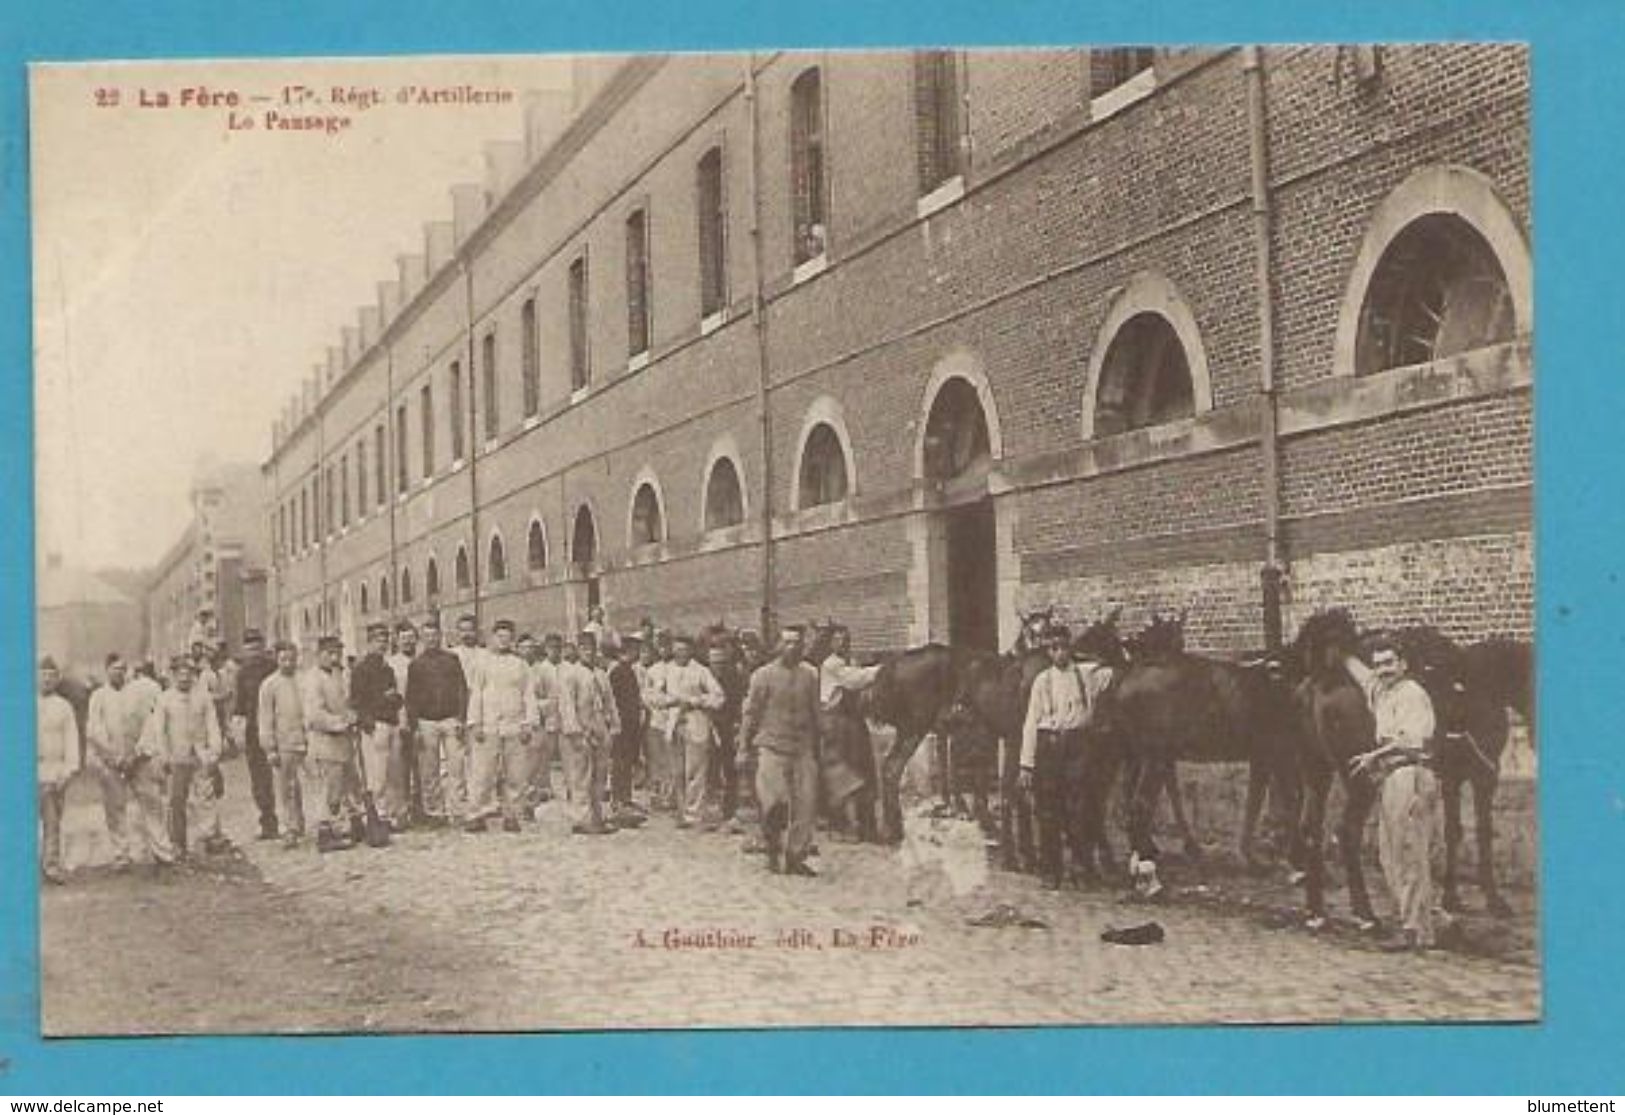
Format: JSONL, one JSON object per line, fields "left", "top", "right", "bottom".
{"left": 359, "top": 305, "right": 381, "bottom": 351}
{"left": 451, "top": 183, "right": 485, "bottom": 245}
{"left": 399, "top": 251, "right": 428, "bottom": 302}
{"left": 341, "top": 326, "right": 360, "bottom": 369}
{"left": 483, "top": 140, "right": 525, "bottom": 205}
{"left": 424, "top": 221, "right": 455, "bottom": 273}
{"left": 378, "top": 279, "right": 402, "bottom": 324}
{"left": 326, "top": 346, "right": 343, "bottom": 389}
{"left": 523, "top": 88, "right": 574, "bottom": 161}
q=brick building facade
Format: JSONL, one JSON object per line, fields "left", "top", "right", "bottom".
{"left": 263, "top": 46, "right": 1531, "bottom": 659}
{"left": 148, "top": 459, "right": 270, "bottom": 664}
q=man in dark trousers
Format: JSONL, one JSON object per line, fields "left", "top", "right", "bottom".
{"left": 405, "top": 614, "right": 471, "bottom": 826}
{"left": 607, "top": 635, "right": 648, "bottom": 826}
{"left": 232, "top": 629, "right": 280, "bottom": 840}
{"left": 707, "top": 639, "right": 748, "bottom": 832}
{"left": 350, "top": 622, "right": 406, "bottom": 830}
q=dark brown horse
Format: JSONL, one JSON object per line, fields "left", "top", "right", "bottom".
{"left": 864, "top": 643, "right": 967, "bottom": 844}
{"left": 1397, "top": 628, "right": 1532, "bottom": 917}
{"left": 1290, "top": 609, "right": 1383, "bottom": 928}
{"left": 944, "top": 647, "right": 1049, "bottom": 870}
{"left": 1082, "top": 615, "right": 1302, "bottom": 894}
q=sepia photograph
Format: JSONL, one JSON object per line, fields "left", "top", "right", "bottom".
{"left": 31, "top": 44, "right": 1536, "bottom": 1036}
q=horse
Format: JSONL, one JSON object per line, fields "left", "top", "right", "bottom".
{"left": 1290, "top": 608, "right": 1384, "bottom": 929}
{"left": 865, "top": 644, "right": 970, "bottom": 845}
{"left": 945, "top": 646, "right": 1049, "bottom": 871}
{"left": 1396, "top": 627, "right": 1532, "bottom": 917}
{"left": 1087, "top": 613, "right": 1303, "bottom": 895}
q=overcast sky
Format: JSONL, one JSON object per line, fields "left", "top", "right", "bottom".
{"left": 32, "top": 54, "right": 573, "bottom": 572}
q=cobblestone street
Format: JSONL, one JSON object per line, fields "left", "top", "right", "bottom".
{"left": 42, "top": 757, "right": 1540, "bottom": 1034}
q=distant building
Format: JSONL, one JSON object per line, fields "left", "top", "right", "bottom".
{"left": 147, "top": 459, "right": 269, "bottom": 664}
{"left": 37, "top": 554, "right": 144, "bottom": 680}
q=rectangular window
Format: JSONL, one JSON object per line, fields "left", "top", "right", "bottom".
{"left": 482, "top": 332, "right": 499, "bottom": 440}
{"left": 339, "top": 453, "right": 350, "bottom": 528}
{"left": 1089, "top": 47, "right": 1156, "bottom": 99}
{"left": 448, "top": 362, "right": 465, "bottom": 462}
{"left": 325, "top": 466, "right": 336, "bottom": 538}
{"left": 395, "top": 403, "right": 409, "bottom": 493}
{"left": 356, "top": 443, "right": 367, "bottom": 512}
{"left": 299, "top": 488, "right": 308, "bottom": 550}
{"left": 374, "top": 423, "right": 386, "bottom": 506}
{"left": 625, "top": 208, "right": 651, "bottom": 359}
{"left": 521, "top": 298, "right": 540, "bottom": 418}
{"left": 421, "top": 382, "right": 435, "bottom": 477}
{"left": 697, "top": 148, "right": 727, "bottom": 319}
{"left": 914, "top": 50, "right": 962, "bottom": 195}
{"left": 569, "top": 255, "right": 590, "bottom": 391}
{"left": 789, "top": 67, "right": 827, "bottom": 266}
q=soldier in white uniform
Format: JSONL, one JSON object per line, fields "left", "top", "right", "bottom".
{"left": 85, "top": 653, "right": 163, "bottom": 868}
{"left": 39, "top": 657, "right": 82, "bottom": 884}
{"left": 465, "top": 619, "right": 538, "bottom": 833}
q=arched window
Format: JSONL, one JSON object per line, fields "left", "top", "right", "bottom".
{"left": 400, "top": 566, "right": 414, "bottom": 605}
{"left": 705, "top": 457, "right": 745, "bottom": 531}
{"left": 1092, "top": 312, "right": 1195, "bottom": 437}
{"left": 922, "top": 377, "right": 992, "bottom": 483}
{"left": 789, "top": 68, "right": 827, "bottom": 265}
{"left": 572, "top": 505, "right": 598, "bottom": 566}
{"left": 798, "top": 422, "right": 849, "bottom": 507}
{"left": 424, "top": 558, "right": 438, "bottom": 601}
{"left": 455, "top": 545, "right": 472, "bottom": 591}
{"left": 527, "top": 519, "right": 548, "bottom": 571}
{"left": 379, "top": 575, "right": 391, "bottom": 612}
{"left": 1355, "top": 214, "right": 1515, "bottom": 377}
{"left": 488, "top": 533, "right": 508, "bottom": 583}
{"left": 630, "top": 483, "right": 664, "bottom": 546}
{"left": 359, "top": 583, "right": 369, "bottom": 614}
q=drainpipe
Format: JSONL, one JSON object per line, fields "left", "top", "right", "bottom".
{"left": 461, "top": 258, "right": 483, "bottom": 631}
{"left": 316, "top": 408, "right": 328, "bottom": 638}
{"left": 746, "top": 55, "right": 777, "bottom": 642}
{"left": 1243, "top": 46, "right": 1285, "bottom": 650}
{"left": 386, "top": 344, "right": 399, "bottom": 621}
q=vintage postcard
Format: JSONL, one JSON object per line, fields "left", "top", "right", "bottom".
{"left": 32, "top": 45, "right": 1536, "bottom": 1035}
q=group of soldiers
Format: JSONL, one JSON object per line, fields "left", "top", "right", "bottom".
{"left": 37, "top": 608, "right": 888, "bottom": 883}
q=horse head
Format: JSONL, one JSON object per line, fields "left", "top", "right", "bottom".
{"left": 1128, "top": 611, "right": 1186, "bottom": 663}
{"left": 1293, "top": 608, "right": 1360, "bottom": 681}
{"left": 1392, "top": 625, "right": 1470, "bottom": 729}
{"left": 1073, "top": 612, "right": 1129, "bottom": 669}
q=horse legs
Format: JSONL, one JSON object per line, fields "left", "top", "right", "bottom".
{"left": 1078, "top": 733, "right": 1119, "bottom": 883}
{"left": 1471, "top": 772, "right": 1513, "bottom": 917}
{"left": 997, "top": 737, "right": 1018, "bottom": 870}
{"left": 934, "top": 732, "right": 954, "bottom": 814}
{"left": 1440, "top": 771, "right": 1466, "bottom": 913}
{"left": 1007, "top": 736, "right": 1037, "bottom": 873}
{"left": 1298, "top": 762, "right": 1332, "bottom": 925}
{"left": 1125, "top": 756, "right": 1166, "bottom": 896}
{"left": 1241, "top": 760, "right": 1267, "bottom": 870}
{"left": 1340, "top": 777, "right": 1381, "bottom": 929}
{"left": 1161, "top": 762, "right": 1202, "bottom": 862}
{"left": 878, "top": 730, "right": 922, "bottom": 844}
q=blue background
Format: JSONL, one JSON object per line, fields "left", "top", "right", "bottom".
{"left": 1, "top": 0, "right": 1618, "bottom": 1095}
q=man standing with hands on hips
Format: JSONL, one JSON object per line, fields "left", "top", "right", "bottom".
{"left": 740, "top": 627, "right": 822, "bottom": 877}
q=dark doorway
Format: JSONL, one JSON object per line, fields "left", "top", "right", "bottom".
{"left": 946, "top": 499, "right": 998, "bottom": 652}
{"left": 572, "top": 505, "right": 601, "bottom": 611}
{"left": 925, "top": 377, "right": 999, "bottom": 651}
